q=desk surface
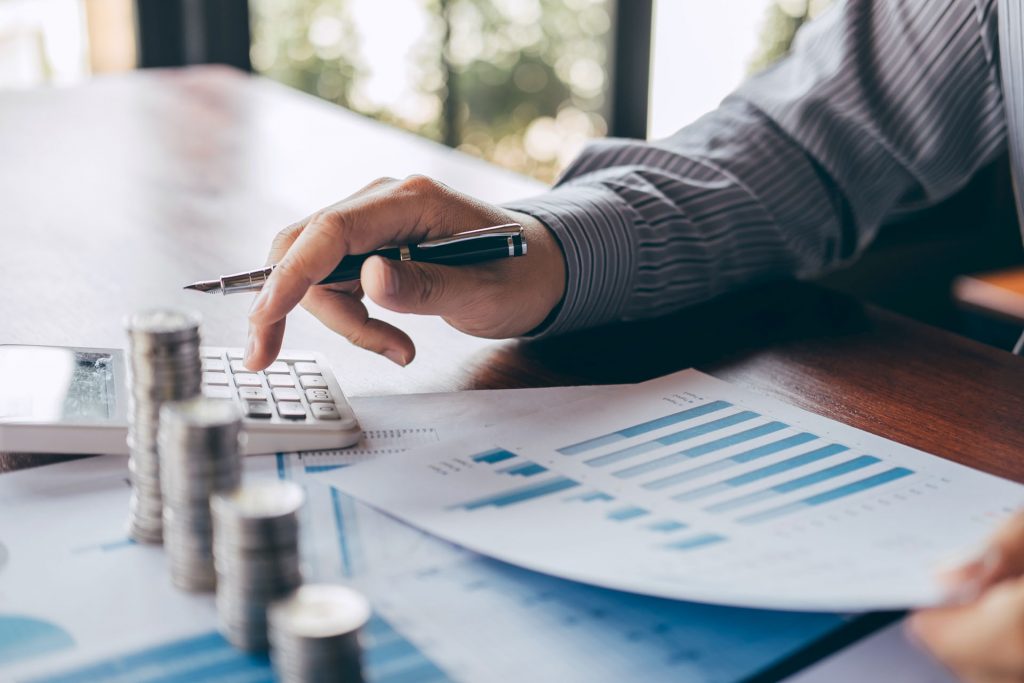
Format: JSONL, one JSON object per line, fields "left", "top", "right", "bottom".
{"left": 3, "top": 66, "right": 1023, "bottom": 483}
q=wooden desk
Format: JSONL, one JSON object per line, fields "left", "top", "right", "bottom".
{"left": 4, "top": 65, "right": 1024, "bottom": 682}
{"left": 3, "top": 66, "right": 1022, "bottom": 479}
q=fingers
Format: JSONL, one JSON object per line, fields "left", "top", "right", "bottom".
{"left": 253, "top": 176, "right": 455, "bottom": 322}
{"left": 944, "top": 512, "right": 1024, "bottom": 600}
{"left": 243, "top": 317, "right": 286, "bottom": 371}
{"left": 911, "top": 576, "right": 1024, "bottom": 682}
{"left": 361, "top": 256, "right": 496, "bottom": 320}
{"left": 246, "top": 176, "right": 473, "bottom": 369}
{"left": 300, "top": 286, "right": 415, "bottom": 366}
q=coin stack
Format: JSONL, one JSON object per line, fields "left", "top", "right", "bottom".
{"left": 212, "top": 480, "right": 305, "bottom": 651}
{"left": 159, "top": 397, "right": 244, "bottom": 592}
{"left": 125, "top": 309, "right": 203, "bottom": 544}
{"left": 268, "top": 584, "right": 371, "bottom": 683}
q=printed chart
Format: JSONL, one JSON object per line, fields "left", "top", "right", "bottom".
{"left": 321, "top": 370, "right": 1022, "bottom": 611}
{"left": 2, "top": 388, "right": 865, "bottom": 683}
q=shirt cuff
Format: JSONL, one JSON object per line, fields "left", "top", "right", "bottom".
{"left": 504, "top": 182, "right": 638, "bottom": 338}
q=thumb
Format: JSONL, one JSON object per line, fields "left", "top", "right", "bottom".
{"left": 944, "top": 512, "right": 1024, "bottom": 600}
{"left": 361, "top": 255, "right": 493, "bottom": 319}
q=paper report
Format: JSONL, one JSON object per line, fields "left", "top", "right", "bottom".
{"left": 319, "top": 370, "right": 1023, "bottom": 612}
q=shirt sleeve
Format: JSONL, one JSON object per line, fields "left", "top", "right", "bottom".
{"left": 504, "top": 0, "right": 1005, "bottom": 337}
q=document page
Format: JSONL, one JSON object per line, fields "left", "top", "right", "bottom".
{"left": 1, "top": 386, "right": 863, "bottom": 683}
{"left": 319, "top": 370, "right": 1022, "bottom": 612}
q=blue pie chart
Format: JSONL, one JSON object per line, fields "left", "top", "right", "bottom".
{"left": 0, "top": 615, "right": 74, "bottom": 667}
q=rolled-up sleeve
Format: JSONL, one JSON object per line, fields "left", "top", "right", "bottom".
{"left": 505, "top": 0, "right": 1005, "bottom": 336}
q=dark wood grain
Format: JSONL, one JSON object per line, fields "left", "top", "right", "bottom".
{"left": 3, "top": 66, "right": 1022, "bottom": 482}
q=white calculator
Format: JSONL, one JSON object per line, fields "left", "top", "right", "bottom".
{"left": 0, "top": 344, "right": 361, "bottom": 456}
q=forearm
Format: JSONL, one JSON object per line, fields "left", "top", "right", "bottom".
{"left": 508, "top": 0, "right": 1005, "bottom": 337}
{"left": 506, "top": 99, "right": 848, "bottom": 335}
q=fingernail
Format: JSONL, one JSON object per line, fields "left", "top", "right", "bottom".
{"left": 383, "top": 349, "right": 407, "bottom": 366}
{"left": 249, "top": 280, "right": 275, "bottom": 318}
{"left": 946, "top": 575, "right": 985, "bottom": 604}
{"left": 381, "top": 259, "right": 399, "bottom": 298}
{"left": 942, "top": 547, "right": 1004, "bottom": 604}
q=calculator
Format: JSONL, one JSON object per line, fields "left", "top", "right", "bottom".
{"left": 0, "top": 344, "right": 361, "bottom": 456}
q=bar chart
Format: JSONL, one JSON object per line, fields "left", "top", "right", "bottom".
{"left": 320, "top": 370, "right": 1023, "bottom": 611}
{"left": 27, "top": 618, "right": 450, "bottom": 683}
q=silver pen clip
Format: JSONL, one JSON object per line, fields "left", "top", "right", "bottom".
{"left": 416, "top": 223, "right": 523, "bottom": 249}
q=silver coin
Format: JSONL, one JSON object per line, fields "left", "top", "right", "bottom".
{"left": 211, "top": 481, "right": 305, "bottom": 526}
{"left": 268, "top": 584, "right": 370, "bottom": 640}
{"left": 124, "top": 308, "right": 201, "bottom": 337}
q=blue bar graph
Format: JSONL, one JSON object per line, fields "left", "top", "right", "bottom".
{"left": 584, "top": 412, "right": 760, "bottom": 468}
{"left": 703, "top": 456, "right": 881, "bottom": 514}
{"left": 566, "top": 491, "right": 615, "bottom": 503}
{"left": 28, "top": 617, "right": 450, "bottom": 683}
{"left": 472, "top": 448, "right": 517, "bottom": 465}
{"left": 556, "top": 400, "right": 732, "bottom": 455}
{"left": 611, "top": 422, "right": 789, "bottom": 479}
{"left": 642, "top": 433, "right": 823, "bottom": 491}
{"left": 305, "top": 464, "right": 348, "bottom": 473}
{"left": 647, "top": 520, "right": 688, "bottom": 533}
{"left": 452, "top": 477, "right": 580, "bottom": 511}
{"left": 672, "top": 444, "right": 850, "bottom": 503}
{"left": 739, "top": 467, "right": 915, "bottom": 524}
{"left": 607, "top": 506, "right": 650, "bottom": 521}
{"left": 666, "top": 533, "right": 727, "bottom": 552}
{"left": 498, "top": 462, "right": 548, "bottom": 477}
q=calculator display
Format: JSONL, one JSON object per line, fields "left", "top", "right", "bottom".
{"left": 0, "top": 347, "right": 116, "bottom": 423}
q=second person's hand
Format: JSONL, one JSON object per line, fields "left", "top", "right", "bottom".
{"left": 244, "top": 175, "right": 566, "bottom": 370}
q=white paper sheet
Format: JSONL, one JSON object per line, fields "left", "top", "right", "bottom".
{"left": 0, "top": 384, "right": 944, "bottom": 682}
{"left": 318, "top": 369, "right": 1023, "bottom": 612}
{"left": 1, "top": 388, "right": 603, "bottom": 681}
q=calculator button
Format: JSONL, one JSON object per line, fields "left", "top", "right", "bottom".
{"left": 272, "top": 388, "right": 301, "bottom": 402}
{"left": 234, "top": 373, "right": 262, "bottom": 387}
{"left": 277, "top": 402, "right": 307, "bottom": 420}
{"left": 299, "top": 375, "right": 328, "bottom": 389}
{"left": 202, "top": 385, "right": 233, "bottom": 399}
{"left": 276, "top": 352, "right": 316, "bottom": 362}
{"left": 305, "top": 388, "right": 332, "bottom": 403}
{"left": 265, "top": 361, "right": 290, "bottom": 374}
{"left": 268, "top": 374, "right": 296, "bottom": 387}
{"left": 244, "top": 401, "right": 273, "bottom": 418}
{"left": 202, "top": 350, "right": 222, "bottom": 359}
{"left": 203, "top": 372, "right": 229, "bottom": 386}
{"left": 238, "top": 387, "right": 267, "bottom": 401}
{"left": 229, "top": 360, "right": 249, "bottom": 373}
{"left": 311, "top": 403, "right": 341, "bottom": 420}
{"left": 227, "top": 350, "right": 244, "bottom": 359}
{"left": 202, "top": 358, "right": 226, "bottom": 372}
{"left": 293, "top": 362, "right": 320, "bottom": 375}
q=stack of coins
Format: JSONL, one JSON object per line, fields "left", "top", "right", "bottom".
{"left": 159, "top": 397, "right": 244, "bottom": 592}
{"left": 124, "top": 309, "right": 202, "bottom": 544}
{"left": 268, "top": 584, "right": 371, "bottom": 683}
{"left": 212, "top": 480, "right": 305, "bottom": 651}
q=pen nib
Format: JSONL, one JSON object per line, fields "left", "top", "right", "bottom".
{"left": 183, "top": 279, "right": 221, "bottom": 294}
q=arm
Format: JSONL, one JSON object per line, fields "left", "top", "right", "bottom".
{"left": 506, "top": 0, "right": 1006, "bottom": 335}
{"left": 243, "top": 0, "right": 1004, "bottom": 368}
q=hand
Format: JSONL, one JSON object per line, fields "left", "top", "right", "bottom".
{"left": 910, "top": 512, "right": 1024, "bottom": 682}
{"left": 244, "top": 175, "right": 566, "bottom": 370}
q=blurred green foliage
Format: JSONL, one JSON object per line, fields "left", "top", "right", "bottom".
{"left": 749, "top": 0, "right": 834, "bottom": 74}
{"left": 250, "top": 0, "right": 609, "bottom": 183}
{"left": 249, "top": 0, "right": 832, "bottom": 183}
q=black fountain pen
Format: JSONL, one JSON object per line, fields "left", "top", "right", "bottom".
{"left": 184, "top": 223, "right": 526, "bottom": 295}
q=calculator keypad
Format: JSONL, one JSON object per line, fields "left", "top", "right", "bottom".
{"left": 199, "top": 351, "right": 348, "bottom": 425}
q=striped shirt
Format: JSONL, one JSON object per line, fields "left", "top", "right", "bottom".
{"left": 507, "top": 0, "right": 1012, "bottom": 336}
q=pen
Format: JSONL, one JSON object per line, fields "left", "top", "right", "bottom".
{"left": 183, "top": 223, "right": 526, "bottom": 295}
